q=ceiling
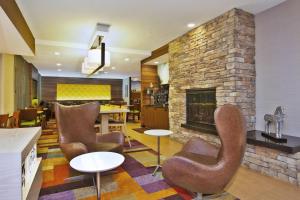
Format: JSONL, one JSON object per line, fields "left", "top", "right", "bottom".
{"left": 15, "top": 0, "right": 286, "bottom": 79}
{"left": 144, "top": 54, "right": 169, "bottom": 66}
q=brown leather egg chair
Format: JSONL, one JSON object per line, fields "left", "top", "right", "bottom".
{"left": 162, "top": 104, "right": 246, "bottom": 199}
{"left": 55, "top": 102, "right": 124, "bottom": 161}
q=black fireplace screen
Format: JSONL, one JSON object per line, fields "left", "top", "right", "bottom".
{"left": 186, "top": 88, "right": 216, "bottom": 126}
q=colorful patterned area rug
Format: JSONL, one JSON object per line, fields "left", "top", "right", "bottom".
{"left": 38, "top": 121, "right": 239, "bottom": 200}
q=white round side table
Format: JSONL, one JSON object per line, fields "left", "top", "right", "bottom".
{"left": 70, "top": 152, "right": 125, "bottom": 200}
{"left": 144, "top": 129, "right": 173, "bottom": 176}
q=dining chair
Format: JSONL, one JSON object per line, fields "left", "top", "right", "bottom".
{"left": 37, "top": 106, "right": 47, "bottom": 128}
{"left": 9, "top": 111, "right": 20, "bottom": 128}
{"left": 108, "top": 110, "right": 132, "bottom": 148}
{"left": 19, "top": 108, "right": 40, "bottom": 127}
{"left": 0, "top": 114, "right": 9, "bottom": 128}
{"left": 127, "top": 104, "right": 140, "bottom": 122}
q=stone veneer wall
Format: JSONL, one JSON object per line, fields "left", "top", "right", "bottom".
{"left": 243, "top": 145, "right": 300, "bottom": 185}
{"left": 169, "top": 8, "right": 255, "bottom": 142}
{"left": 168, "top": 8, "right": 300, "bottom": 186}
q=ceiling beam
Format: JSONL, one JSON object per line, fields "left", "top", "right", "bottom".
{"left": 0, "top": 0, "right": 35, "bottom": 54}
{"left": 141, "top": 44, "right": 169, "bottom": 64}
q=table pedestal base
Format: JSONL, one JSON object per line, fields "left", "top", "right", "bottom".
{"left": 152, "top": 136, "right": 161, "bottom": 176}
{"left": 96, "top": 172, "right": 101, "bottom": 200}
{"left": 152, "top": 165, "right": 161, "bottom": 176}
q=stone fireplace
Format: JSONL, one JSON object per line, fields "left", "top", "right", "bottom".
{"left": 169, "top": 8, "right": 256, "bottom": 143}
{"left": 168, "top": 8, "right": 300, "bottom": 186}
{"left": 182, "top": 88, "right": 217, "bottom": 134}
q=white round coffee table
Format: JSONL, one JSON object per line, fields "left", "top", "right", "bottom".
{"left": 144, "top": 129, "right": 173, "bottom": 176}
{"left": 70, "top": 152, "right": 125, "bottom": 200}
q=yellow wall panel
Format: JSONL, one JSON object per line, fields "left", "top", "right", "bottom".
{"left": 0, "top": 54, "right": 15, "bottom": 115}
{"left": 56, "top": 84, "right": 111, "bottom": 100}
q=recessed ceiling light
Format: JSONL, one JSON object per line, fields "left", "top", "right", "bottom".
{"left": 54, "top": 52, "right": 60, "bottom": 56}
{"left": 124, "top": 58, "right": 130, "bottom": 62}
{"left": 56, "top": 63, "right": 62, "bottom": 66}
{"left": 154, "top": 61, "right": 159, "bottom": 64}
{"left": 187, "top": 23, "right": 195, "bottom": 28}
{"left": 104, "top": 71, "right": 108, "bottom": 74}
{"left": 57, "top": 69, "right": 62, "bottom": 72}
{"left": 111, "top": 66, "right": 116, "bottom": 70}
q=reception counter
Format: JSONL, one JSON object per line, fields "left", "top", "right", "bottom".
{"left": 0, "top": 127, "right": 42, "bottom": 200}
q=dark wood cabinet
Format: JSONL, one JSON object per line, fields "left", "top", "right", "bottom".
{"left": 142, "top": 106, "right": 169, "bottom": 129}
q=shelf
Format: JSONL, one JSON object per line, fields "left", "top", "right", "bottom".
{"left": 22, "top": 157, "right": 42, "bottom": 200}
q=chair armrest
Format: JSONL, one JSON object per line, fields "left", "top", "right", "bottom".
{"left": 60, "top": 142, "right": 88, "bottom": 161}
{"left": 182, "top": 137, "right": 219, "bottom": 158}
{"left": 96, "top": 132, "right": 124, "bottom": 145}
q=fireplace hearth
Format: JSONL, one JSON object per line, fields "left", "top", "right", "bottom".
{"left": 181, "top": 88, "right": 217, "bottom": 134}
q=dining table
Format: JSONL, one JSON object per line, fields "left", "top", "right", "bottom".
{"left": 99, "top": 106, "right": 129, "bottom": 134}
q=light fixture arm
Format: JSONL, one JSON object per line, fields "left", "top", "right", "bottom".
{"left": 88, "top": 42, "right": 106, "bottom": 76}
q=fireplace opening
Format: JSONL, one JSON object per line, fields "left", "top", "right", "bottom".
{"left": 181, "top": 88, "right": 217, "bottom": 134}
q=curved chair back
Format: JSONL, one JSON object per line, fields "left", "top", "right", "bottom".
{"left": 55, "top": 102, "right": 99, "bottom": 145}
{"left": 20, "top": 108, "right": 37, "bottom": 121}
{"left": 215, "top": 104, "right": 246, "bottom": 183}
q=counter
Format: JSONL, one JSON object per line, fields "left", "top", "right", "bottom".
{"left": 0, "top": 127, "right": 42, "bottom": 200}
{"left": 142, "top": 105, "right": 169, "bottom": 129}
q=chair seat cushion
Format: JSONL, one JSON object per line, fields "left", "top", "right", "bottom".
{"left": 20, "top": 119, "right": 40, "bottom": 126}
{"left": 175, "top": 151, "right": 218, "bottom": 165}
{"left": 87, "top": 142, "right": 123, "bottom": 154}
{"left": 130, "top": 110, "right": 140, "bottom": 113}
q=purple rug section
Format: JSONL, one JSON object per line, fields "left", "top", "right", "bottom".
{"left": 39, "top": 190, "right": 75, "bottom": 200}
{"left": 123, "top": 154, "right": 172, "bottom": 194}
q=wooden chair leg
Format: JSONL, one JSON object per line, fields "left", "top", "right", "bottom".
{"left": 122, "top": 125, "right": 132, "bottom": 148}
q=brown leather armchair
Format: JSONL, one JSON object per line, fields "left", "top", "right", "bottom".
{"left": 162, "top": 104, "right": 246, "bottom": 198}
{"left": 55, "top": 102, "right": 124, "bottom": 161}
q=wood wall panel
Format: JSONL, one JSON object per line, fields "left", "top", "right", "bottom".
{"left": 14, "top": 55, "right": 31, "bottom": 109}
{"left": 140, "top": 65, "right": 159, "bottom": 126}
{"left": 41, "top": 76, "right": 123, "bottom": 102}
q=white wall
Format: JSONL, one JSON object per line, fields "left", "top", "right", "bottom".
{"left": 256, "top": 0, "right": 300, "bottom": 137}
{"left": 157, "top": 63, "right": 169, "bottom": 84}
{"left": 0, "top": 54, "right": 15, "bottom": 115}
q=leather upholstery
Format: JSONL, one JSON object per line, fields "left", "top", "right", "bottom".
{"left": 55, "top": 102, "right": 124, "bottom": 161}
{"left": 162, "top": 104, "right": 246, "bottom": 194}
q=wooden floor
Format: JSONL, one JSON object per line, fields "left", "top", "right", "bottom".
{"left": 126, "top": 123, "right": 300, "bottom": 200}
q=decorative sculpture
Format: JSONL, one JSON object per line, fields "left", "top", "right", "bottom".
{"left": 264, "top": 106, "right": 285, "bottom": 138}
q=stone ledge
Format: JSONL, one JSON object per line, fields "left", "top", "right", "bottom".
{"left": 181, "top": 123, "right": 217, "bottom": 135}
{"left": 181, "top": 125, "right": 300, "bottom": 154}
{"left": 247, "top": 130, "right": 300, "bottom": 154}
